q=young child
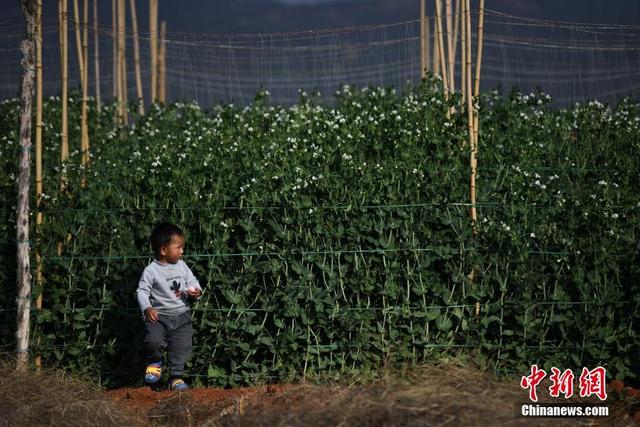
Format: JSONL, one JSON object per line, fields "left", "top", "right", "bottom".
{"left": 136, "top": 222, "right": 202, "bottom": 391}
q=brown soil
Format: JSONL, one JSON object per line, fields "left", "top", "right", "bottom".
{"left": 101, "top": 366, "right": 640, "bottom": 427}
{"left": 105, "top": 383, "right": 296, "bottom": 425}
{"left": 4, "top": 357, "right": 638, "bottom": 426}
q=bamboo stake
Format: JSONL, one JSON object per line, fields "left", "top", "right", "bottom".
{"left": 119, "top": 0, "right": 128, "bottom": 124}
{"left": 452, "top": 0, "right": 460, "bottom": 85}
{"left": 473, "top": 0, "right": 485, "bottom": 146}
{"left": 112, "top": 0, "right": 116, "bottom": 99}
{"left": 460, "top": 0, "right": 466, "bottom": 99}
{"left": 150, "top": 0, "right": 158, "bottom": 103}
{"left": 420, "top": 0, "right": 426, "bottom": 78}
{"left": 115, "top": 0, "right": 121, "bottom": 120}
{"left": 34, "top": 0, "right": 44, "bottom": 373}
{"left": 16, "top": 0, "right": 37, "bottom": 373}
{"left": 434, "top": 0, "right": 449, "bottom": 94}
{"left": 116, "top": 0, "right": 125, "bottom": 123}
{"left": 432, "top": 3, "right": 439, "bottom": 75}
{"left": 60, "top": 0, "right": 69, "bottom": 174}
{"left": 465, "top": 0, "right": 476, "bottom": 226}
{"left": 445, "top": 0, "right": 454, "bottom": 92}
{"left": 82, "top": 0, "right": 90, "bottom": 169}
{"left": 425, "top": 12, "right": 430, "bottom": 74}
{"left": 93, "top": 0, "right": 101, "bottom": 111}
{"left": 159, "top": 20, "right": 166, "bottom": 103}
{"left": 129, "top": 0, "right": 144, "bottom": 115}
{"left": 72, "top": 0, "right": 84, "bottom": 83}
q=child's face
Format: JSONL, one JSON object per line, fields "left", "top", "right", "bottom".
{"left": 160, "top": 234, "right": 184, "bottom": 264}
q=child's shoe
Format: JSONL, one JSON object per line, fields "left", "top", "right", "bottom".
{"left": 143, "top": 362, "right": 162, "bottom": 385}
{"left": 169, "top": 378, "right": 189, "bottom": 391}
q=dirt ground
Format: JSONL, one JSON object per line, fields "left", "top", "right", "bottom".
{"left": 102, "top": 367, "right": 640, "bottom": 427}
{"left": 3, "top": 359, "right": 639, "bottom": 426}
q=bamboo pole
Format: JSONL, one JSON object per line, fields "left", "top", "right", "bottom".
{"left": 116, "top": 0, "right": 125, "bottom": 123}
{"left": 82, "top": 0, "right": 90, "bottom": 169}
{"left": 119, "top": 0, "right": 128, "bottom": 124}
{"left": 465, "top": 0, "right": 476, "bottom": 226}
{"left": 473, "top": 0, "right": 485, "bottom": 146}
{"left": 129, "top": 0, "right": 144, "bottom": 115}
{"left": 432, "top": 2, "right": 440, "bottom": 75}
{"left": 16, "top": 0, "right": 37, "bottom": 373}
{"left": 115, "top": 0, "right": 121, "bottom": 119}
{"left": 60, "top": 0, "right": 69, "bottom": 175}
{"left": 93, "top": 0, "right": 101, "bottom": 111}
{"left": 434, "top": 0, "right": 449, "bottom": 94}
{"left": 72, "top": 0, "right": 84, "bottom": 82}
{"left": 159, "top": 20, "right": 166, "bottom": 103}
{"left": 112, "top": 0, "right": 116, "bottom": 99}
{"left": 150, "top": 0, "right": 158, "bottom": 103}
{"left": 452, "top": 0, "right": 460, "bottom": 85}
{"left": 445, "top": 0, "right": 454, "bottom": 92}
{"left": 34, "top": 0, "right": 44, "bottom": 373}
{"left": 420, "top": 0, "right": 426, "bottom": 78}
{"left": 425, "top": 12, "right": 430, "bottom": 74}
{"left": 460, "top": 0, "right": 466, "bottom": 99}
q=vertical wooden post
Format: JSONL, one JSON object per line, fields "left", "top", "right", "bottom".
{"left": 159, "top": 20, "right": 166, "bottom": 104}
{"left": 116, "top": 0, "right": 125, "bottom": 123}
{"left": 34, "top": 0, "right": 44, "bottom": 373}
{"left": 465, "top": 0, "right": 476, "bottom": 226}
{"left": 60, "top": 0, "right": 69, "bottom": 177}
{"left": 471, "top": 0, "right": 484, "bottom": 211}
{"left": 473, "top": 0, "right": 485, "bottom": 97}
{"left": 434, "top": 0, "right": 449, "bottom": 94}
{"left": 452, "top": 0, "right": 460, "bottom": 86}
{"left": 82, "top": 0, "right": 90, "bottom": 169}
{"left": 420, "top": 0, "right": 426, "bottom": 78}
{"left": 72, "top": 0, "right": 84, "bottom": 83}
{"left": 112, "top": 0, "right": 117, "bottom": 100}
{"left": 460, "top": 0, "right": 466, "bottom": 100}
{"left": 16, "top": 0, "right": 37, "bottom": 373}
{"left": 129, "top": 0, "right": 144, "bottom": 115}
{"left": 93, "top": 0, "right": 101, "bottom": 111}
{"left": 119, "top": 0, "right": 128, "bottom": 124}
{"left": 150, "top": 0, "right": 158, "bottom": 104}
{"left": 432, "top": 1, "right": 440, "bottom": 75}
{"left": 425, "top": 11, "right": 430, "bottom": 74}
{"left": 445, "top": 0, "right": 454, "bottom": 92}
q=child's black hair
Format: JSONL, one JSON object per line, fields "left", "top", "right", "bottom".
{"left": 150, "top": 222, "right": 184, "bottom": 256}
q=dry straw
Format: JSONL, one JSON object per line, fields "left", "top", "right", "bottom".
{"left": 211, "top": 361, "right": 588, "bottom": 426}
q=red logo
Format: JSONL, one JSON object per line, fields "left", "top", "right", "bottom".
{"left": 521, "top": 365, "right": 607, "bottom": 402}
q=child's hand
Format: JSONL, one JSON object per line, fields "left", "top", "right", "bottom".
{"left": 185, "top": 287, "right": 201, "bottom": 298}
{"left": 145, "top": 307, "right": 159, "bottom": 323}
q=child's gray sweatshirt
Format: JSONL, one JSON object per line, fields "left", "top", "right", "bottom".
{"left": 136, "top": 259, "right": 202, "bottom": 316}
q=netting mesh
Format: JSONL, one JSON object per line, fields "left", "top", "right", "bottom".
{"left": 1, "top": 9, "right": 639, "bottom": 106}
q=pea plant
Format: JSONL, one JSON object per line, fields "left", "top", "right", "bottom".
{"left": 0, "top": 81, "right": 638, "bottom": 387}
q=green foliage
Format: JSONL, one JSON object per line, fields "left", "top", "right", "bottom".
{"left": 1, "top": 82, "right": 638, "bottom": 387}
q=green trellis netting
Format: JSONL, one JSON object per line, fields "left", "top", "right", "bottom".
{"left": 1, "top": 80, "right": 639, "bottom": 388}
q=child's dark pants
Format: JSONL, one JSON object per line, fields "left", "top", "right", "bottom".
{"left": 144, "top": 311, "right": 193, "bottom": 377}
